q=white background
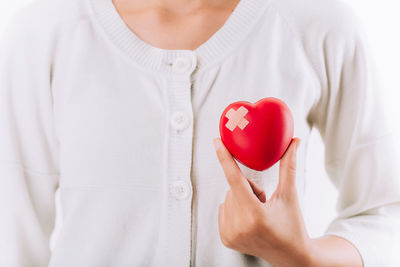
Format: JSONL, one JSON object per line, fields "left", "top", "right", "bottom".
{"left": 1, "top": 0, "right": 399, "bottom": 245}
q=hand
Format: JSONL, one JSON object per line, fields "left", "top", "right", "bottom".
{"left": 214, "top": 137, "right": 312, "bottom": 267}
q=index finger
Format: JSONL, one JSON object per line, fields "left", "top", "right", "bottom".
{"left": 213, "top": 138, "right": 258, "bottom": 202}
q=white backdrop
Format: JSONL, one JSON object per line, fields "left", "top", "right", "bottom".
{"left": 1, "top": 0, "right": 399, "bottom": 247}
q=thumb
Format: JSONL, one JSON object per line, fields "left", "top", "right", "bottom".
{"left": 276, "top": 137, "right": 301, "bottom": 197}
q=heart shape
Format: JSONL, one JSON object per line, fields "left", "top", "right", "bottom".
{"left": 219, "top": 97, "right": 294, "bottom": 171}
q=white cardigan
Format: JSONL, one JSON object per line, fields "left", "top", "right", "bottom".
{"left": 1, "top": 0, "right": 400, "bottom": 266}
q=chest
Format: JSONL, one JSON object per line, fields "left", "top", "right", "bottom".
{"left": 51, "top": 11, "right": 319, "bottom": 189}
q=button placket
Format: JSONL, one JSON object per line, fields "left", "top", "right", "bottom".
{"left": 164, "top": 52, "right": 197, "bottom": 266}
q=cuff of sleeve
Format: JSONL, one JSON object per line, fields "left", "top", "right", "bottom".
{"left": 325, "top": 214, "right": 400, "bottom": 267}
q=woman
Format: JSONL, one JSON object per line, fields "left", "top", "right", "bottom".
{"left": 1, "top": 0, "right": 399, "bottom": 266}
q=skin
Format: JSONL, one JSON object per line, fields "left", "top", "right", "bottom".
{"left": 214, "top": 137, "right": 364, "bottom": 266}
{"left": 113, "top": 0, "right": 364, "bottom": 265}
{"left": 112, "top": 0, "right": 240, "bottom": 50}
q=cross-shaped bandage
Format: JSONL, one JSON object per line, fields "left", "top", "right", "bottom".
{"left": 225, "top": 106, "right": 249, "bottom": 132}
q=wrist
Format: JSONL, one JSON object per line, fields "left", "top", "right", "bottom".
{"left": 259, "top": 237, "right": 315, "bottom": 267}
{"left": 300, "top": 238, "right": 316, "bottom": 267}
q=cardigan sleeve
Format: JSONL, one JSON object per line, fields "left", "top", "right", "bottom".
{"left": 0, "top": 9, "right": 59, "bottom": 267}
{"left": 306, "top": 4, "right": 400, "bottom": 266}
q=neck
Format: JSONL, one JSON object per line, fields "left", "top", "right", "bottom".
{"left": 113, "top": 0, "right": 236, "bottom": 13}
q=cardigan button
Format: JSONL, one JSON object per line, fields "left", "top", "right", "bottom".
{"left": 172, "top": 56, "right": 193, "bottom": 73}
{"left": 170, "top": 111, "right": 190, "bottom": 131}
{"left": 171, "top": 180, "right": 191, "bottom": 200}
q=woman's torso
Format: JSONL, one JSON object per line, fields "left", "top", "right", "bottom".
{"left": 45, "top": 0, "right": 319, "bottom": 265}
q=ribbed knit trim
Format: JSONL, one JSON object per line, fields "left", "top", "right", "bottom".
{"left": 86, "top": 0, "right": 272, "bottom": 74}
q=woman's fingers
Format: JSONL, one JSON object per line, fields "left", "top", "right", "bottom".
{"left": 213, "top": 138, "right": 260, "bottom": 205}
{"left": 277, "top": 138, "right": 301, "bottom": 197}
{"left": 218, "top": 202, "right": 225, "bottom": 229}
{"left": 247, "top": 178, "right": 266, "bottom": 203}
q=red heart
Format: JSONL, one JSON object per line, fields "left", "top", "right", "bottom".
{"left": 219, "top": 97, "right": 294, "bottom": 171}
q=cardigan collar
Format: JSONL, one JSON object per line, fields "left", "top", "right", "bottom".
{"left": 86, "top": 0, "right": 271, "bottom": 74}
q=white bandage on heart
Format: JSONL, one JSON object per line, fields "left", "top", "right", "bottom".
{"left": 225, "top": 106, "right": 249, "bottom": 131}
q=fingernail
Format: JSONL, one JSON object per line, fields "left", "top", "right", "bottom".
{"left": 213, "top": 138, "right": 221, "bottom": 151}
